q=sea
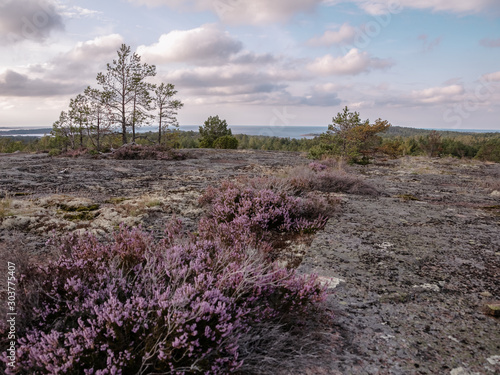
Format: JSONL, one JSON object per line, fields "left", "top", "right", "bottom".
{"left": 1, "top": 125, "right": 499, "bottom": 139}
{"left": 0, "top": 125, "right": 329, "bottom": 139}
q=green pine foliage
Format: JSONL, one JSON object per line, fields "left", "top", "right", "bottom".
{"left": 198, "top": 115, "right": 232, "bottom": 148}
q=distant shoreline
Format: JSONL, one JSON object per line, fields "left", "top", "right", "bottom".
{"left": 1, "top": 125, "right": 499, "bottom": 138}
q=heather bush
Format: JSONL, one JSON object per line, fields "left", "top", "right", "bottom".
{"left": 286, "top": 163, "right": 380, "bottom": 196}
{"left": 308, "top": 161, "right": 327, "bottom": 172}
{"left": 239, "top": 161, "right": 378, "bottom": 197}
{"left": 59, "top": 148, "right": 89, "bottom": 158}
{"left": 199, "top": 181, "right": 328, "bottom": 235}
{"left": 1, "top": 224, "right": 327, "bottom": 374}
{"left": 112, "top": 144, "right": 186, "bottom": 160}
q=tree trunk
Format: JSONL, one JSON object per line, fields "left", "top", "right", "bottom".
{"left": 122, "top": 86, "right": 127, "bottom": 145}
{"left": 132, "top": 94, "right": 137, "bottom": 142}
{"left": 96, "top": 116, "right": 101, "bottom": 152}
{"left": 158, "top": 109, "right": 162, "bottom": 144}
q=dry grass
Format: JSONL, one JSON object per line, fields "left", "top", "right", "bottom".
{"left": 237, "top": 301, "right": 339, "bottom": 375}
{"left": 0, "top": 193, "right": 12, "bottom": 218}
{"left": 286, "top": 164, "right": 380, "bottom": 196}
{"left": 481, "top": 177, "right": 500, "bottom": 193}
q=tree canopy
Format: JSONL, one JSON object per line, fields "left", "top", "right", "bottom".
{"left": 310, "top": 106, "right": 391, "bottom": 162}
{"left": 198, "top": 115, "right": 233, "bottom": 148}
{"left": 52, "top": 44, "right": 182, "bottom": 151}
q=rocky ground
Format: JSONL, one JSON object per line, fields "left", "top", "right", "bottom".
{"left": 0, "top": 150, "right": 499, "bottom": 374}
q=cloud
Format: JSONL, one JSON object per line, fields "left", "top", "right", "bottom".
{"left": 53, "top": 34, "right": 123, "bottom": 66}
{"left": 482, "top": 71, "right": 500, "bottom": 82}
{"left": 0, "top": 69, "right": 78, "bottom": 97}
{"left": 418, "top": 34, "right": 442, "bottom": 52}
{"left": 0, "top": 0, "right": 64, "bottom": 45}
{"left": 165, "top": 64, "right": 305, "bottom": 90}
{"left": 59, "top": 5, "right": 101, "bottom": 19}
{"left": 326, "top": 0, "right": 500, "bottom": 15}
{"left": 40, "top": 34, "right": 124, "bottom": 80}
{"left": 410, "top": 84, "right": 464, "bottom": 105}
{"left": 128, "top": 0, "right": 323, "bottom": 25}
{"left": 1, "top": 34, "right": 124, "bottom": 97}
{"left": 230, "top": 52, "right": 277, "bottom": 65}
{"left": 307, "top": 48, "right": 393, "bottom": 75}
{"left": 137, "top": 24, "right": 242, "bottom": 64}
{"left": 300, "top": 88, "right": 341, "bottom": 106}
{"left": 480, "top": 37, "right": 500, "bottom": 47}
{"left": 307, "top": 23, "right": 357, "bottom": 46}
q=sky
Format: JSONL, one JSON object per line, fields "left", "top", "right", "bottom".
{"left": 0, "top": 0, "right": 499, "bottom": 131}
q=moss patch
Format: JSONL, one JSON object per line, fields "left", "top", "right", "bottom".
{"left": 58, "top": 203, "right": 100, "bottom": 212}
{"left": 63, "top": 211, "right": 99, "bottom": 221}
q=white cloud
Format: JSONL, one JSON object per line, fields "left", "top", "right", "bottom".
{"left": 128, "top": 0, "right": 323, "bottom": 25}
{"left": 410, "top": 84, "right": 464, "bottom": 104}
{"left": 137, "top": 24, "right": 242, "bottom": 64}
{"left": 46, "top": 34, "right": 124, "bottom": 80}
{"left": 59, "top": 5, "right": 101, "bottom": 19}
{"left": 482, "top": 71, "right": 500, "bottom": 82}
{"left": 334, "top": 0, "right": 500, "bottom": 15}
{"left": 164, "top": 64, "right": 305, "bottom": 89}
{"left": 0, "top": 34, "right": 124, "bottom": 97}
{"left": 57, "top": 34, "right": 124, "bottom": 64}
{"left": 0, "top": 0, "right": 64, "bottom": 45}
{"left": 307, "top": 48, "right": 393, "bottom": 75}
{"left": 307, "top": 23, "right": 357, "bottom": 46}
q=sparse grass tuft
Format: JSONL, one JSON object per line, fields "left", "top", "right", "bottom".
{"left": 105, "top": 197, "right": 130, "bottom": 204}
{"left": 0, "top": 194, "right": 12, "bottom": 218}
{"left": 397, "top": 194, "right": 420, "bottom": 201}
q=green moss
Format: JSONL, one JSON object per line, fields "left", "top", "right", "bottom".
{"left": 58, "top": 203, "right": 100, "bottom": 212}
{"left": 63, "top": 211, "right": 99, "bottom": 221}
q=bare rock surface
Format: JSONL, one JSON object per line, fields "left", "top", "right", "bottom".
{"left": 0, "top": 151, "right": 499, "bottom": 374}
{"left": 299, "top": 156, "right": 500, "bottom": 374}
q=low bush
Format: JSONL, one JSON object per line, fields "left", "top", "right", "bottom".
{"left": 59, "top": 148, "right": 89, "bottom": 158}
{"left": 112, "top": 144, "right": 186, "bottom": 160}
{"left": 475, "top": 138, "right": 500, "bottom": 163}
{"left": 0, "top": 224, "right": 327, "bottom": 374}
{"left": 213, "top": 135, "right": 239, "bottom": 150}
{"left": 286, "top": 163, "right": 380, "bottom": 196}
{"left": 199, "top": 181, "right": 328, "bottom": 236}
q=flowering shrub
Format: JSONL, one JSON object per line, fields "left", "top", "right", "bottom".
{"left": 287, "top": 164, "right": 380, "bottom": 196}
{"left": 59, "top": 148, "right": 90, "bottom": 158}
{"left": 199, "top": 181, "right": 328, "bottom": 236}
{"left": 308, "top": 161, "right": 327, "bottom": 172}
{"left": 1, "top": 224, "right": 327, "bottom": 374}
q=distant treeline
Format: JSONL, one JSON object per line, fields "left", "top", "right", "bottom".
{"left": 382, "top": 126, "right": 499, "bottom": 139}
{"left": 1, "top": 126, "right": 499, "bottom": 162}
{"left": 0, "top": 128, "right": 52, "bottom": 136}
